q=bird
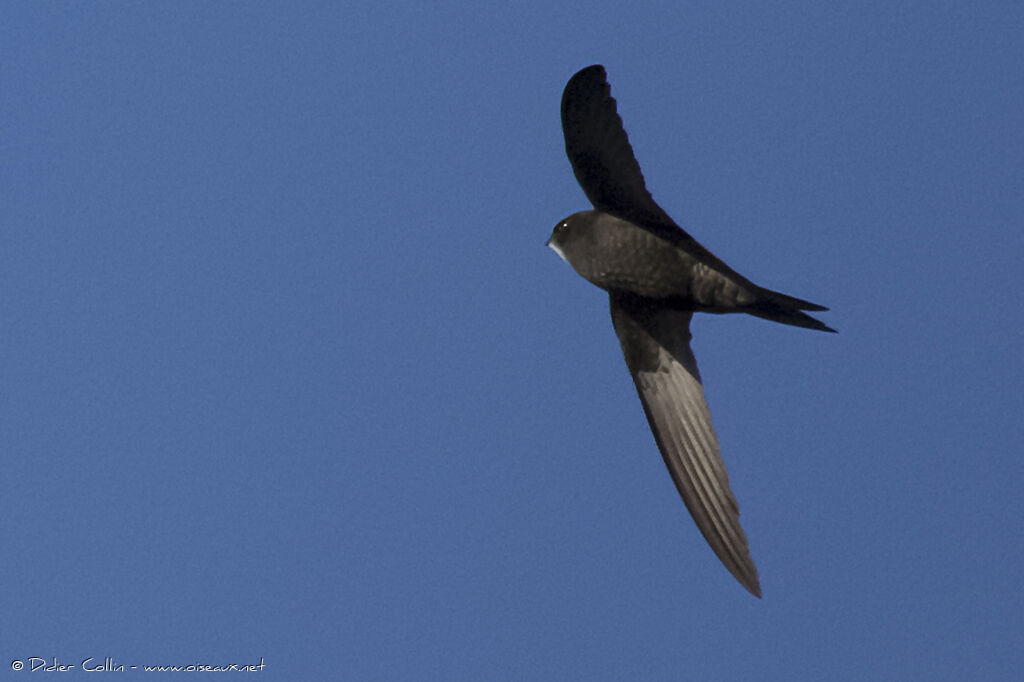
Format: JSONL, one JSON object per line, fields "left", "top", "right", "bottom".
{"left": 547, "top": 64, "right": 834, "bottom": 598}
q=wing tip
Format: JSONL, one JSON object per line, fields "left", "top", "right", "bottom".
{"left": 725, "top": 560, "right": 761, "bottom": 598}
{"left": 572, "top": 64, "right": 606, "bottom": 81}
{"left": 561, "top": 65, "right": 610, "bottom": 119}
{"left": 724, "top": 550, "right": 762, "bottom": 598}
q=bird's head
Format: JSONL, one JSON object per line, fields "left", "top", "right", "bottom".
{"left": 546, "top": 210, "right": 598, "bottom": 265}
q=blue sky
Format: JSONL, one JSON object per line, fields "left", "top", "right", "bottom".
{"left": 3, "top": 1, "right": 1022, "bottom": 679}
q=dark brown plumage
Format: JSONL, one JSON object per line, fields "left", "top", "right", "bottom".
{"left": 548, "top": 64, "right": 834, "bottom": 597}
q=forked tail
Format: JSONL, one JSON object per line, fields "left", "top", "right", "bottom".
{"left": 747, "top": 287, "right": 836, "bottom": 333}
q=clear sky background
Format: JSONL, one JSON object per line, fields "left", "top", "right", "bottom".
{"left": 3, "top": 2, "right": 1022, "bottom": 680}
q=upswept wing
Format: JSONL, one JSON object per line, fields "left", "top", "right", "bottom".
{"left": 561, "top": 65, "right": 674, "bottom": 229}
{"left": 561, "top": 65, "right": 741, "bottom": 276}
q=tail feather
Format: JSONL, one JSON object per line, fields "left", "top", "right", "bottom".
{"left": 761, "top": 288, "right": 830, "bottom": 312}
{"left": 748, "top": 288, "right": 836, "bottom": 333}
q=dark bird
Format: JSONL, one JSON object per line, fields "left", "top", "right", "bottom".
{"left": 548, "top": 64, "right": 834, "bottom": 598}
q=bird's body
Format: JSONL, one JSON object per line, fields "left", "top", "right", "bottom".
{"left": 548, "top": 64, "right": 833, "bottom": 597}
{"left": 551, "top": 209, "right": 759, "bottom": 310}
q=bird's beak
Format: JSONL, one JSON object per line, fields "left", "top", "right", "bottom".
{"left": 546, "top": 239, "right": 568, "bottom": 262}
